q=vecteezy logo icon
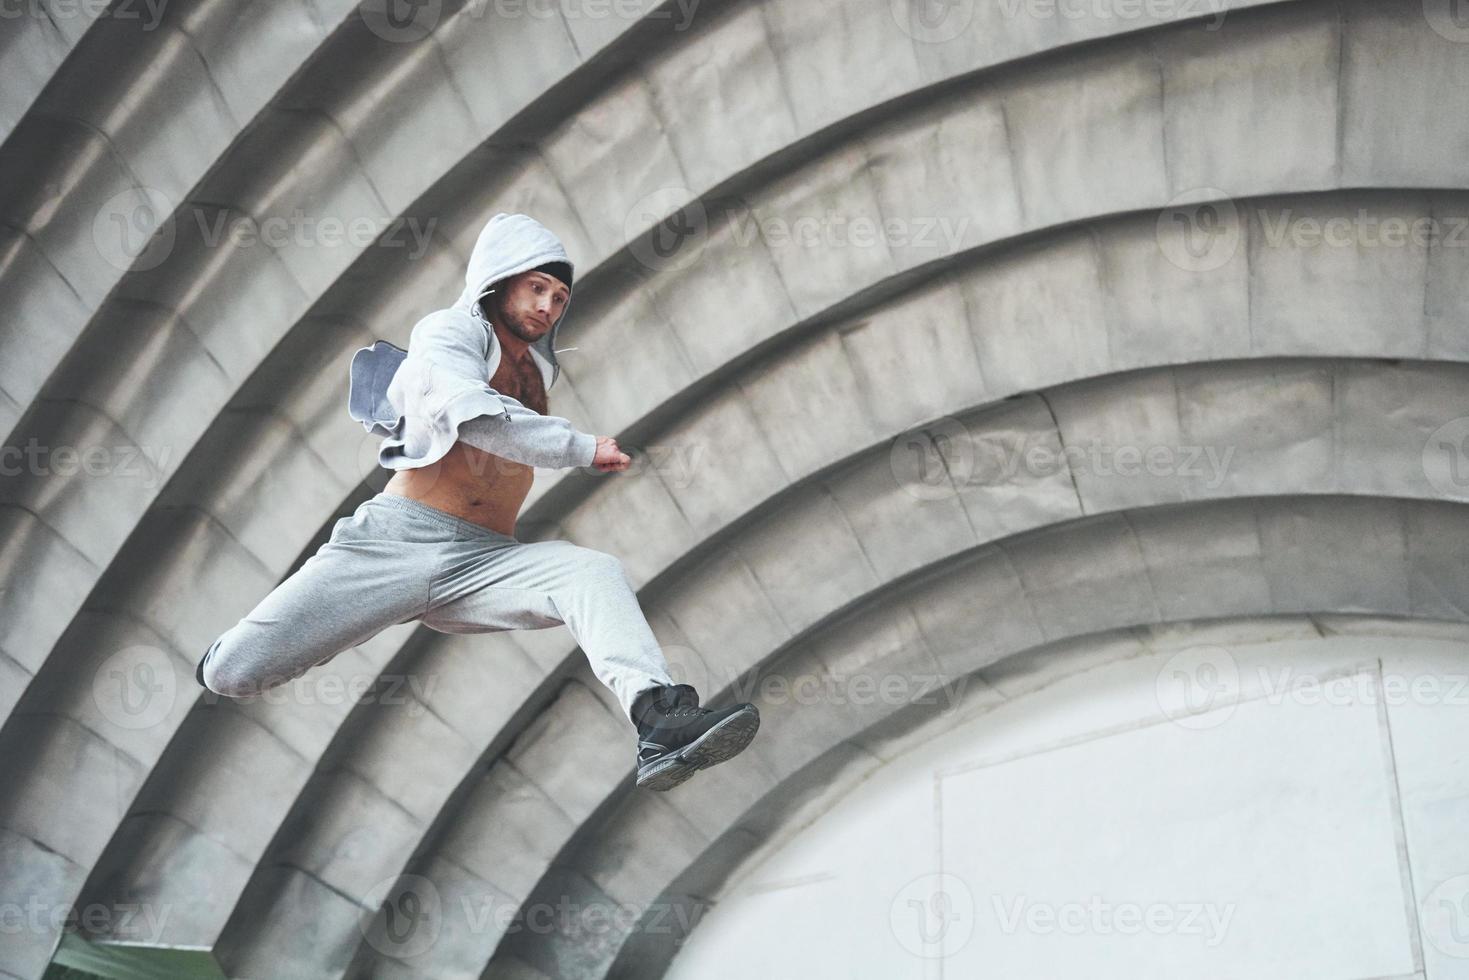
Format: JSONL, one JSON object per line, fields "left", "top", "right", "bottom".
{"left": 1423, "top": 418, "right": 1469, "bottom": 499}
{"left": 624, "top": 187, "right": 710, "bottom": 273}
{"left": 1155, "top": 188, "right": 1241, "bottom": 274}
{"left": 890, "top": 872, "right": 976, "bottom": 958}
{"left": 360, "top": 874, "right": 443, "bottom": 959}
{"left": 891, "top": 0, "right": 976, "bottom": 43}
{"left": 1155, "top": 645, "right": 1239, "bottom": 730}
{"left": 93, "top": 644, "right": 177, "bottom": 731}
{"left": 890, "top": 417, "right": 974, "bottom": 501}
{"left": 1423, "top": 874, "right": 1469, "bottom": 958}
{"left": 660, "top": 643, "right": 713, "bottom": 701}
{"left": 1424, "top": 0, "right": 1469, "bottom": 43}
{"left": 359, "top": 0, "right": 442, "bottom": 43}
{"left": 93, "top": 186, "right": 177, "bottom": 272}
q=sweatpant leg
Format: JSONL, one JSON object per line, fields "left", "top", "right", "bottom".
{"left": 422, "top": 536, "right": 676, "bottom": 725}
{"left": 199, "top": 499, "right": 441, "bottom": 697}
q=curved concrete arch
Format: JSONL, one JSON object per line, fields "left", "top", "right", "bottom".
{"left": 0, "top": 0, "right": 1463, "bottom": 975}
{"left": 0, "top": 0, "right": 139, "bottom": 146}
{"left": 6, "top": 0, "right": 1462, "bottom": 756}
{"left": 444, "top": 492, "right": 1469, "bottom": 978}
{"left": 0, "top": 0, "right": 703, "bottom": 446}
{"left": 10, "top": 3, "right": 1459, "bottom": 826}
{"left": 316, "top": 354, "right": 1469, "bottom": 977}
{"left": 0, "top": 0, "right": 707, "bottom": 707}
{"left": 62, "top": 174, "right": 1469, "bottom": 960}
{"left": 0, "top": 0, "right": 733, "bottom": 755}
{"left": 39, "top": 349, "right": 1457, "bottom": 976}
{"left": 0, "top": 0, "right": 358, "bottom": 432}
{"left": 47, "top": 198, "right": 1469, "bottom": 968}
{"left": 603, "top": 613, "right": 1469, "bottom": 980}
{"left": 0, "top": 0, "right": 1325, "bottom": 711}
{"left": 8, "top": 5, "right": 1433, "bottom": 957}
{"left": 21, "top": 0, "right": 1469, "bottom": 728}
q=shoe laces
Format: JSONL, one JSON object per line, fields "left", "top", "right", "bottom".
{"left": 663, "top": 703, "right": 703, "bottom": 720}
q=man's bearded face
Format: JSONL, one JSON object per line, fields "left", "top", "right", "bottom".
{"left": 491, "top": 271, "right": 570, "bottom": 343}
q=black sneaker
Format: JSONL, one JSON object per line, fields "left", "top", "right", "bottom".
{"left": 633, "top": 683, "right": 760, "bottom": 792}
{"left": 195, "top": 641, "right": 213, "bottom": 689}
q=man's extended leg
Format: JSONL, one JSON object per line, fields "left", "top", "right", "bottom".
{"left": 414, "top": 509, "right": 759, "bottom": 791}
{"left": 198, "top": 500, "right": 438, "bottom": 697}
{"left": 420, "top": 531, "right": 677, "bottom": 725}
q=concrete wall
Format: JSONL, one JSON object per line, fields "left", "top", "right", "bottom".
{"left": 664, "top": 619, "right": 1469, "bottom": 980}
{"left": 1, "top": 0, "right": 1467, "bottom": 976}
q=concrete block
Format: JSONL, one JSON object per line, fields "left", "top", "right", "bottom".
{"left": 823, "top": 447, "right": 976, "bottom": 581}
{"left": 0, "top": 505, "right": 98, "bottom": 675}
{"left": 1339, "top": 0, "right": 1469, "bottom": 186}
{"left": 1003, "top": 46, "right": 1167, "bottom": 230}
{"left": 838, "top": 280, "right": 989, "bottom": 434}
{"left": 442, "top": 764, "right": 577, "bottom": 902}
{"left": 438, "top": 2, "right": 582, "bottom": 131}
{"left": 642, "top": 199, "right": 799, "bottom": 376}
{"left": 655, "top": 391, "right": 791, "bottom": 539}
{"left": 735, "top": 329, "right": 867, "bottom": 477}
{"left": 267, "top": 767, "right": 423, "bottom": 902}
{"left": 1247, "top": 193, "right": 1432, "bottom": 357}
{"left": 760, "top": 0, "right": 921, "bottom": 134}
{"left": 906, "top": 544, "right": 1047, "bottom": 680}
{"left": 1257, "top": 497, "right": 1411, "bottom": 614}
{"left": 645, "top": 2, "right": 796, "bottom": 191}
{"left": 657, "top": 548, "right": 794, "bottom": 690}
{"left": 507, "top": 681, "right": 629, "bottom": 824}
{"left": 1160, "top": 1, "right": 1339, "bottom": 196}
{"left": 221, "top": 866, "right": 365, "bottom": 979}
{"left": 540, "top": 72, "right": 688, "bottom": 261}
{"left": 729, "top": 486, "right": 881, "bottom": 636}
{"left": 862, "top": 93, "right": 1021, "bottom": 269}
{"left": 0, "top": 227, "right": 90, "bottom": 418}
{"left": 41, "top": 21, "right": 240, "bottom": 203}
{"left": 748, "top": 144, "right": 897, "bottom": 320}
{"left": 949, "top": 395, "right": 1084, "bottom": 542}
{"left": 1004, "top": 511, "right": 1158, "bottom": 641}
{"left": 960, "top": 233, "right": 1110, "bottom": 394}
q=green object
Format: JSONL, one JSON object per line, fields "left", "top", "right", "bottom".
{"left": 46, "top": 932, "right": 225, "bottom": 980}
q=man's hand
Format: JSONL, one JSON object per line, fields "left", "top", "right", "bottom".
{"left": 591, "top": 436, "right": 632, "bottom": 472}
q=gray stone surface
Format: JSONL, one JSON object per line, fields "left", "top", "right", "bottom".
{"left": 3, "top": 0, "right": 1468, "bottom": 977}
{"left": 503, "top": 497, "right": 1469, "bottom": 977}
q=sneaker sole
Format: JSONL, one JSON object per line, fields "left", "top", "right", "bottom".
{"left": 637, "top": 705, "right": 761, "bottom": 792}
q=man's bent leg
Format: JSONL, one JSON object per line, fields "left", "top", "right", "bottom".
{"left": 422, "top": 538, "right": 676, "bottom": 725}
{"left": 200, "top": 502, "right": 438, "bottom": 698}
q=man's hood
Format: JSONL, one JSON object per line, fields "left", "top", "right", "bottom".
{"left": 451, "top": 212, "right": 576, "bottom": 390}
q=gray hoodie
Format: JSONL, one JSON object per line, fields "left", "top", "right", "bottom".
{"left": 347, "top": 212, "right": 597, "bottom": 471}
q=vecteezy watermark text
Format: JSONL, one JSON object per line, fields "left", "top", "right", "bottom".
{"left": 623, "top": 189, "right": 972, "bottom": 273}
{"left": 0, "top": 897, "right": 173, "bottom": 943}
{"left": 359, "top": 875, "right": 714, "bottom": 959}
{"left": 0, "top": 0, "right": 167, "bottom": 30}
{"left": 2, "top": 438, "right": 174, "bottom": 490}
{"left": 359, "top": 0, "right": 702, "bottom": 43}
{"left": 997, "top": 0, "right": 1227, "bottom": 29}
{"left": 890, "top": 419, "right": 1237, "bottom": 501}
{"left": 727, "top": 669, "right": 970, "bottom": 714}
{"left": 94, "top": 186, "right": 438, "bottom": 272}
{"left": 990, "top": 895, "right": 1235, "bottom": 945}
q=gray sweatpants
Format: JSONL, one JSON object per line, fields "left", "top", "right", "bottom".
{"left": 198, "top": 492, "right": 676, "bottom": 725}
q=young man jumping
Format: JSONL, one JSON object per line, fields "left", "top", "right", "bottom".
{"left": 195, "top": 211, "right": 759, "bottom": 792}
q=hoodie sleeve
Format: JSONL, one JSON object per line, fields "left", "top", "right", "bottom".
{"left": 407, "top": 310, "right": 598, "bottom": 470}
{"left": 455, "top": 401, "right": 598, "bottom": 470}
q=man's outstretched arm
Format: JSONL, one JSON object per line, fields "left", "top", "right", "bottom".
{"left": 455, "top": 398, "right": 597, "bottom": 469}
{"left": 405, "top": 311, "right": 598, "bottom": 470}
